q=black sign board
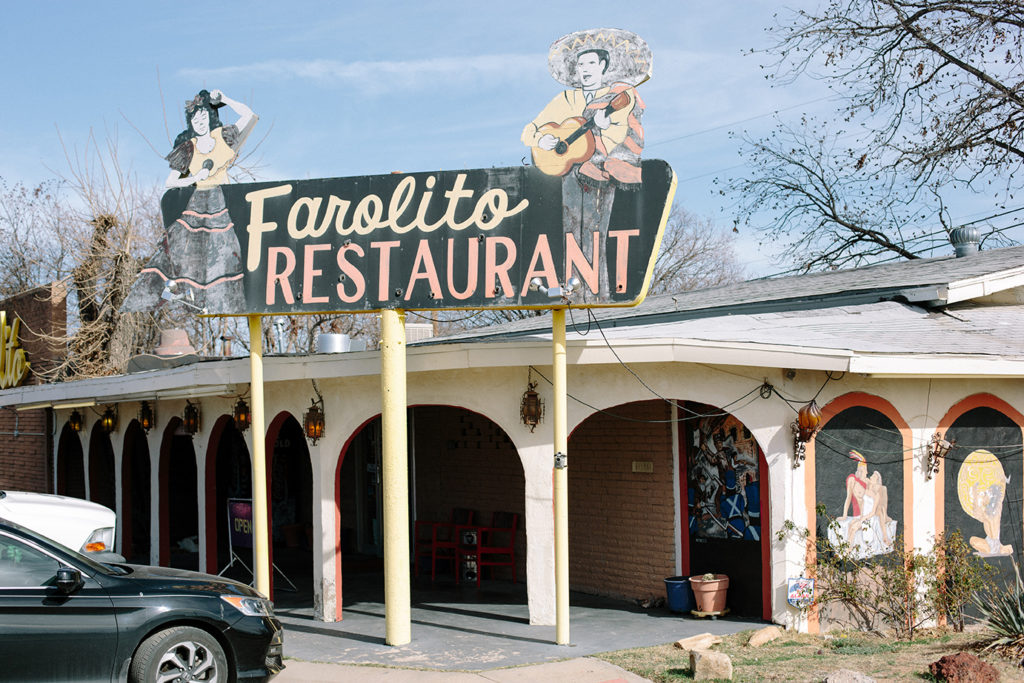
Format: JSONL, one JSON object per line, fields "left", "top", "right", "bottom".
{"left": 157, "top": 159, "right": 675, "bottom": 315}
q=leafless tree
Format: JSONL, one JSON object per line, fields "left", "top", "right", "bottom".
{"left": 0, "top": 180, "right": 74, "bottom": 294}
{"left": 728, "top": 0, "right": 1024, "bottom": 271}
{"left": 648, "top": 205, "right": 745, "bottom": 294}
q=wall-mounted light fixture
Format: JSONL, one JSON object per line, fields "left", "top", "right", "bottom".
{"left": 927, "top": 432, "right": 955, "bottom": 480}
{"left": 791, "top": 400, "right": 822, "bottom": 468}
{"left": 233, "top": 397, "right": 251, "bottom": 433}
{"left": 137, "top": 401, "right": 155, "bottom": 434}
{"left": 520, "top": 376, "right": 544, "bottom": 432}
{"left": 68, "top": 409, "right": 84, "bottom": 433}
{"left": 100, "top": 405, "right": 118, "bottom": 434}
{"left": 303, "top": 380, "right": 325, "bottom": 445}
{"left": 182, "top": 400, "right": 201, "bottom": 436}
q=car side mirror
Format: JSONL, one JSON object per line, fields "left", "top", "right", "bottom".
{"left": 55, "top": 566, "right": 83, "bottom": 594}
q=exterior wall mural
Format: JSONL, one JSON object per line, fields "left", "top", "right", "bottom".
{"left": 686, "top": 413, "right": 761, "bottom": 541}
{"left": 815, "top": 405, "right": 904, "bottom": 560}
{"left": 945, "top": 406, "right": 1023, "bottom": 575}
{"left": 958, "top": 449, "right": 1012, "bottom": 557}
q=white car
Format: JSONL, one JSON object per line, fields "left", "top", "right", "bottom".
{"left": 0, "top": 490, "right": 123, "bottom": 561}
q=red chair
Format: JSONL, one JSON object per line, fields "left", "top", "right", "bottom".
{"left": 456, "top": 511, "right": 518, "bottom": 586}
{"left": 414, "top": 507, "right": 474, "bottom": 581}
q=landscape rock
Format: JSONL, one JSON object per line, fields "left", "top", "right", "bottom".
{"left": 690, "top": 649, "right": 732, "bottom": 681}
{"left": 928, "top": 651, "right": 1000, "bottom": 683}
{"left": 823, "top": 669, "right": 875, "bottom": 683}
{"left": 747, "top": 625, "right": 783, "bottom": 647}
{"left": 674, "top": 632, "right": 722, "bottom": 652}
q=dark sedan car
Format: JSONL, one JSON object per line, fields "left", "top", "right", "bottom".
{"left": 0, "top": 518, "right": 283, "bottom": 682}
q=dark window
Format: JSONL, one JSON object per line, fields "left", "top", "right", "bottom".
{"left": 0, "top": 535, "right": 59, "bottom": 588}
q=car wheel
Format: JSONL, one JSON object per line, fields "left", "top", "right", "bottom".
{"left": 129, "top": 625, "right": 228, "bottom": 683}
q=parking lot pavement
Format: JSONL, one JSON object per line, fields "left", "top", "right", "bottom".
{"left": 276, "top": 657, "right": 651, "bottom": 682}
{"left": 271, "top": 577, "right": 757, "bottom": 680}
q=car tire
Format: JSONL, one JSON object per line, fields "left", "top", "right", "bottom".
{"left": 129, "top": 625, "right": 229, "bottom": 683}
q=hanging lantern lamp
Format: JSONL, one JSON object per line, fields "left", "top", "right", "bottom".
{"left": 303, "top": 398, "right": 325, "bottom": 444}
{"left": 182, "top": 400, "right": 201, "bottom": 436}
{"left": 100, "top": 405, "right": 118, "bottom": 434}
{"left": 137, "top": 401, "right": 155, "bottom": 434}
{"left": 68, "top": 409, "right": 84, "bottom": 433}
{"left": 233, "top": 397, "right": 251, "bottom": 433}
{"left": 791, "top": 400, "right": 822, "bottom": 467}
{"left": 520, "top": 381, "right": 544, "bottom": 432}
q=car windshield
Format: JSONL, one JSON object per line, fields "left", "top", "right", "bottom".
{"left": 0, "top": 517, "right": 125, "bottom": 576}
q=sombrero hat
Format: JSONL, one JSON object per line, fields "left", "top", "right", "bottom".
{"left": 547, "top": 28, "right": 652, "bottom": 88}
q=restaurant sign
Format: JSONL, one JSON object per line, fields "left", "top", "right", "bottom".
{"left": 0, "top": 312, "right": 30, "bottom": 389}
{"left": 155, "top": 159, "right": 675, "bottom": 316}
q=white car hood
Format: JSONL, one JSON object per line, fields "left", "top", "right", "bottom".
{"left": 0, "top": 491, "right": 115, "bottom": 551}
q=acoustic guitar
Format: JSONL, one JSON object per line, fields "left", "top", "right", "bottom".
{"left": 531, "top": 90, "right": 634, "bottom": 177}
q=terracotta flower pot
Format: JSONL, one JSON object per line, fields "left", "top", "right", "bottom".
{"left": 689, "top": 573, "right": 729, "bottom": 613}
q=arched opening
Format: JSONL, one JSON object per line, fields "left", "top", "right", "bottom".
{"left": 158, "top": 417, "right": 199, "bottom": 570}
{"left": 673, "top": 401, "right": 769, "bottom": 619}
{"left": 56, "top": 423, "right": 85, "bottom": 499}
{"left": 334, "top": 406, "right": 525, "bottom": 619}
{"left": 940, "top": 396, "right": 1024, "bottom": 588}
{"left": 204, "top": 415, "right": 252, "bottom": 577}
{"left": 88, "top": 423, "right": 116, "bottom": 511}
{"left": 266, "top": 413, "right": 313, "bottom": 605}
{"left": 121, "top": 420, "right": 151, "bottom": 564}
{"left": 569, "top": 401, "right": 770, "bottom": 618}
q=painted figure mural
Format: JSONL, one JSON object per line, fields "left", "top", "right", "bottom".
{"left": 828, "top": 449, "right": 896, "bottom": 559}
{"left": 522, "top": 28, "right": 650, "bottom": 300}
{"left": 124, "top": 89, "right": 257, "bottom": 314}
{"left": 687, "top": 414, "right": 761, "bottom": 540}
{"left": 814, "top": 405, "right": 904, "bottom": 561}
{"left": 958, "top": 449, "right": 1013, "bottom": 557}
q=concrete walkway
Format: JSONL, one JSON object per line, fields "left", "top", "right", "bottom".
{"left": 278, "top": 658, "right": 650, "bottom": 682}
{"left": 271, "top": 576, "right": 758, "bottom": 682}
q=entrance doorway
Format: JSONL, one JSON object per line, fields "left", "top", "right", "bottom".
{"left": 681, "top": 404, "right": 770, "bottom": 619}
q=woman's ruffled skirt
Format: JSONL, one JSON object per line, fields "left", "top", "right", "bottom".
{"left": 123, "top": 187, "right": 245, "bottom": 315}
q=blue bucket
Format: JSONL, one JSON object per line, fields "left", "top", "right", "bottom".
{"left": 664, "top": 576, "right": 694, "bottom": 613}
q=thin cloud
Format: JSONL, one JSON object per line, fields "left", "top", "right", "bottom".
{"left": 179, "top": 54, "right": 543, "bottom": 93}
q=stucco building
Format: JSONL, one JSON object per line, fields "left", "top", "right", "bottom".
{"left": 2, "top": 245, "right": 1023, "bottom": 631}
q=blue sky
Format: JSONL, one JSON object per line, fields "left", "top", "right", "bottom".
{"left": 3, "top": 1, "right": 838, "bottom": 274}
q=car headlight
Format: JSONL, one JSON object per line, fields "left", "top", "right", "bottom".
{"left": 221, "top": 595, "right": 275, "bottom": 617}
{"left": 81, "top": 527, "right": 115, "bottom": 553}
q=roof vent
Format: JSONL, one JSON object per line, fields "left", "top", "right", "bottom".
{"left": 949, "top": 226, "right": 980, "bottom": 257}
{"left": 154, "top": 328, "right": 196, "bottom": 357}
{"left": 317, "top": 333, "right": 351, "bottom": 353}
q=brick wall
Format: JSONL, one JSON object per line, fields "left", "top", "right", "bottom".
{"left": 0, "top": 284, "right": 65, "bottom": 492}
{"left": 567, "top": 400, "right": 676, "bottom": 602}
{"left": 413, "top": 406, "right": 525, "bottom": 580}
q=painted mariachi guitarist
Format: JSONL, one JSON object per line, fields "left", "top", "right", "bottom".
{"left": 521, "top": 29, "right": 652, "bottom": 300}
{"left": 531, "top": 89, "right": 635, "bottom": 177}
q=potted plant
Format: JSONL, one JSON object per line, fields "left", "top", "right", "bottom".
{"left": 689, "top": 572, "right": 729, "bottom": 613}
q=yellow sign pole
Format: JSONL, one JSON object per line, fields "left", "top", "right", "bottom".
{"left": 552, "top": 307, "right": 569, "bottom": 645}
{"left": 248, "top": 314, "right": 271, "bottom": 597}
{"left": 380, "top": 308, "right": 411, "bottom": 645}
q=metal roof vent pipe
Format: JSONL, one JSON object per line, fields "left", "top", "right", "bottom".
{"left": 950, "top": 225, "right": 980, "bottom": 257}
{"left": 317, "top": 333, "right": 351, "bottom": 353}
